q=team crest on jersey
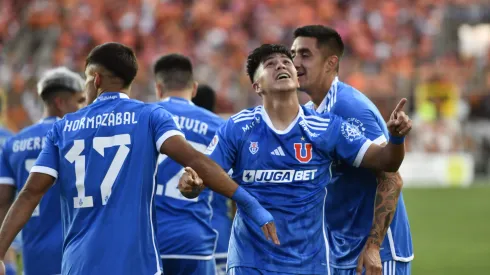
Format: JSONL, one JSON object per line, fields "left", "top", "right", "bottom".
{"left": 249, "top": 141, "right": 259, "bottom": 155}
{"left": 293, "top": 143, "right": 313, "bottom": 163}
{"left": 346, "top": 117, "right": 366, "bottom": 134}
{"left": 341, "top": 121, "right": 363, "bottom": 142}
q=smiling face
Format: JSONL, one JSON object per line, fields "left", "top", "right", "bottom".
{"left": 291, "top": 36, "right": 329, "bottom": 94}
{"left": 252, "top": 53, "right": 299, "bottom": 95}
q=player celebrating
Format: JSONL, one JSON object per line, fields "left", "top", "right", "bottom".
{"left": 0, "top": 67, "right": 86, "bottom": 275}
{"left": 291, "top": 25, "right": 413, "bottom": 275}
{"left": 0, "top": 42, "right": 278, "bottom": 275}
{"left": 193, "top": 84, "right": 234, "bottom": 275}
{"left": 179, "top": 44, "right": 412, "bottom": 275}
{"left": 153, "top": 54, "right": 224, "bottom": 275}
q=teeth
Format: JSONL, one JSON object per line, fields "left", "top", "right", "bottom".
{"left": 278, "top": 73, "right": 289, "bottom": 79}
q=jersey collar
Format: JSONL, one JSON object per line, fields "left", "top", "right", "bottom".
{"left": 160, "top": 96, "right": 194, "bottom": 105}
{"left": 94, "top": 92, "right": 129, "bottom": 103}
{"left": 39, "top": 116, "right": 60, "bottom": 123}
{"left": 316, "top": 76, "right": 339, "bottom": 114}
{"left": 260, "top": 105, "right": 303, "bottom": 135}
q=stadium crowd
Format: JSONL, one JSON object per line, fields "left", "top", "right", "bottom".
{"left": 0, "top": 0, "right": 489, "bottom": 163}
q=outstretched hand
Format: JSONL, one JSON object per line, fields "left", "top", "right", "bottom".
{"left": 386, "top": 98, "right": 412, "bottom": 137}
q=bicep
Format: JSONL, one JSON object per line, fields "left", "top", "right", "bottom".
{"left": 359, "top": 143, "right": 384, "bottom": 170}
{"left": 160, "top": 135, "right": 203, "bottom": 168}
{"left": 0, "top": 185, "right": 15, "bottom": 208}
{"left": 22, "top": 172, "right": 56, "bottom": 196}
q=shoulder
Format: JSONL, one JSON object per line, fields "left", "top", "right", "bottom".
{"left": 227, "top": 106, "right": 262, "bottom": 128}
{"left": 335, "top": 82, "right": 377, "bottom": 111}
{"left": 301, "top": 106, "right": 338, "bottom": 125}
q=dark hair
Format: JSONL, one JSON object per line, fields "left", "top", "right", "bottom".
{"left": 41, "top": 87, "right": 76, "bottom": 103}
{"left": 294, "top": 25, "right": 344, "bottom": 71}
{"left": 85, "top": 42, "right": 138, "bottom": 88}
{"left": 192, "top": 84, "right": 216, "bottom": 112}
{"left": 153, "top": 54, "right": 194, "bottom": 91}
{"left": 246, "top": 44, "right": 293, "bottom": 83}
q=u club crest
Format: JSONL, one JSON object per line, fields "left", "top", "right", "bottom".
{"left": 249, "top": 141, "right": 259, "bottom": 155}
{"left": 293, "top": 143, "right": 313, "bottom": 163}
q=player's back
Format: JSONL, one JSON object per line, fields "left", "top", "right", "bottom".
{"left": 36, "top": 92, "right": 180, "bottom": 275}
{"left": 0, "top": 118, "right": 62, "bottom": 275}
{"left": 323, "top": 81, "right": 413, "bottom": 267}
{"left": 154, "top": 96, "right": 223, "bottom": 258}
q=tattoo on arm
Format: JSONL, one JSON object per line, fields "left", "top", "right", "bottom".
{"left": 368, "top": 172, "right": 403, "bottom": 247}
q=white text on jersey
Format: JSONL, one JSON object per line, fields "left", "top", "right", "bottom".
{"left": 63, "top": 112, "right": 138, "bottom": 132}
{"left": 242, "top": 169, "right": 317, "bottom": 183}
{"left": 173, "top": 115, "right": 209, "bottom": 135}
{"left": 12, "top": 136, "right": 47, "bottom": 152}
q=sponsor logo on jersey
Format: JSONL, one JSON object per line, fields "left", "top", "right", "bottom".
{"left": 242, "top": 169, "right": 317, "bottom": 183}
{"left": 205, "top": 135, "right": 219, "bottom": 155}
{"left": 249, "top": 141, "right": 259, "bottom": 154}
{"left": 294, "top": 143, "right": 313, "bottom": 163}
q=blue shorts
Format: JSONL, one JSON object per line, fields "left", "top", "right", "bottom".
{"left": 330, "top": 261, "right": 411, "bottom": 275}
{"left": 228, "top": 267, "right": 310, "bottom": 275}
{"left": 215, "top": 256, "right": 227, "bottom": 275}
{"left": 161, "top": 258, "right": 216, "bottom": 275}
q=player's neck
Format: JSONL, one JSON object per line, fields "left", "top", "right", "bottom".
{"left": 44, "top": 107, "right": 62, "bottom": 119}
{"left": 98, "top": 87, "right": 130, "bottom": 98}
{"left": 310, "top": 73, "right": 337, "bottom": 107}
{"left": 160, "top": 90, "right": 193, "bottom": 101}
{"left": 263, "top": 91, "right": 300, "bottom": 131}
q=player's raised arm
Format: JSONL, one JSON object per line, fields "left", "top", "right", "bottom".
{"left": 160, "top": 135, "right": 280, "bottom": 245}
{"left": 359, "top": 98, "right": 412, "bottom": 172}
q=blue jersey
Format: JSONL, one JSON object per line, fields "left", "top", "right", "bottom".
{"left": 205, "top": 105, "right": 372, "bottom": 274}
{"left": 0, "top": 118, "right": 62, "bottom": 275}
{"left": 154, "top": 97, "right": 224, "bottom": 259}
{"left": 31, "top": 92, "right": 184, "bottom": 275}
{"left": 0, "top": 127, "right": 13, "bottom": 151}
{"left": 306, "top": 77, "right": 413, "bottom": 268}
{"left": 211, "top": 192, "right": 232, "bottom": 259}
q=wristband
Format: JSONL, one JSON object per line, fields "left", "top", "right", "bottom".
{"left": 389, "top": 135, "right": 405, "bottom": 145}
{"left": 231, "top": 186, "right": 273, "bottom": 226}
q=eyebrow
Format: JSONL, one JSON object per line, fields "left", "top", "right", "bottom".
{"left": 292, "top": 47, "right": 312, "bottom": 54}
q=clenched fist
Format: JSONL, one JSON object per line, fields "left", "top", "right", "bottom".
{"left": 178, "top": 167, "right": 205, "bottom": 199}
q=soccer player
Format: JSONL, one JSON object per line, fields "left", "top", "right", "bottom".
{"left": 178, "top": 44, "right": 412, "bottom": 275}
{"left": 153, "top": 54, "right": 224, "bottom": 275}
{"left": 0, "top": 128, "right": 15, "bottom": 275}
{"left": 0, "top": 67, "right": 86, "bottom": 275}
{"left": 193, "top": 84, "right": 233, "bottom": 275}
{"left": 0, "top": 42, "right": 278, "bottom": 275}
{"left": 291, "top": 25, "right": 413, "bottom": 275}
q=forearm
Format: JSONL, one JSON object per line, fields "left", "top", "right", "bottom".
{"left": 367, "top": 172, "right": 403, "bottom": 247}
{"left": 186, "top": 153, "right": 238, "bottom": 198}
{"left": 0, "top": 188, "right": 42, "bottom": 259}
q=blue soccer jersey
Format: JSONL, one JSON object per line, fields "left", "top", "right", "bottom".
{"left": 0, "top": 127, "right": 13, "bottom": 151}
{"left": 0, "top": 118, "right": 63, "bottom": 275}
{"left": 154, "top": 97, "right": 224, "bottom": 259}
{"left": 307, "top": 77, "right": 413, "bottom": 268}
{"left": 31, "top": 92, "right": 184, "bottom": 275}
{"left": 211, "top": 192, "right": 232, "bottom": 259}
{"left": 205, "top": 105, "right": 372, "bottom": 274}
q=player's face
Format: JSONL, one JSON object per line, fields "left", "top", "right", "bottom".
{"left": 62, "top": 92, "right": 87, "bottom": 115}
{"left": 253, "top": 53, "right": 299, "bottom": 95}
{"left": 84, "top": 65, "right": 98, "bottom": 104}
{"left": 291, "top": 37, "right": 327, "bottom": 94}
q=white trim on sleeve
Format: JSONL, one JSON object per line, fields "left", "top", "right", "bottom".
{"left": 373, "top": 135, "right": 388, "bottom": 145}
{"left": 353, "top": 139, "right": 373, "bottom": 167}
{"left": 31, "top": 166, "right": 58, "bottom": 179}
{"left": 0, "top": 177, "right": 15, "bottom": 185}
{"left": 156, "top": 130, "right": 185, "bottom": 152}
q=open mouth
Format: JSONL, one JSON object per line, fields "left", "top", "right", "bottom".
{"left": 276, "top": 73, "right": 291, "bottom": 80}
{"left": 297, "top": 72, "right": 305, "bottom": 77}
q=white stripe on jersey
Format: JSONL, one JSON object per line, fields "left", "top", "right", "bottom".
{"left": 393, "top": 261, "right": 396, "bottom": 275}
{"left": 150, "top": 163, "right": 162, "bottom": 273}
{"left": 302, "top": 119, "right": 330, "bottom": 127}
{"left": 231, "top": 107, "right": 262, "bottom": 121}
{"left": 384, "top": 261, "right": 388, "bottom": 275}
{"left": 303, "top": 115, "right": 331, "bottom": 123}
{"left": 322, "top": 187, "right": 331, "bottom": 275}
{"left": 0, "top": 177, "right": 15, "bottom": 185}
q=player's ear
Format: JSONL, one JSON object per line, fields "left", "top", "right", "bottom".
{"left": 191, "top": 81, "right": 198, "bottom": 99}
{"left": 326, "top": 55, "right": 339, "bottom": 72}
{"left": 252, "top": 82, "right": 261, "bottom": 95}
{"left": 94, "top": 72, "right": 102, "bottom": 89}
{"left": 155, "top": 83, "right": 163, "bottom": 99}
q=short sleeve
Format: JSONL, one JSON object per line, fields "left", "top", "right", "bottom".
{"left": 204, "top": 120, "right": 236, "bottom": 172}
{"left": 320, "top": 115, "right": 372, "bottom": 168}
{"left": 330, "top": 98, "right": 387, "bottom": 145}
{"left": 151, "top": 107, "right": 185, "bottom": 152}
{"left": 0, "top": 145, "right": 15, "bottom": 186}
{"left": 31, "top": 128, "right": 60, "bottom": 179}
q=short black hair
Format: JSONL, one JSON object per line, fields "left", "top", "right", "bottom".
{"left": 246, "top": 44, "right": 293, "bottom": 83}
{"left": 192, "top": 84, "right": 216, "bottom": 112}
{"left": 85, "top": 42, "right": 138, "bottom": 88}
{"left": 153, "top": 54, "right": 194, "bottom": 91}
{"left": 294, "top": 25, "right": 344, "bottom": 71}
{"left": 41, "top": 87, "right": 76, "bottom": 103}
